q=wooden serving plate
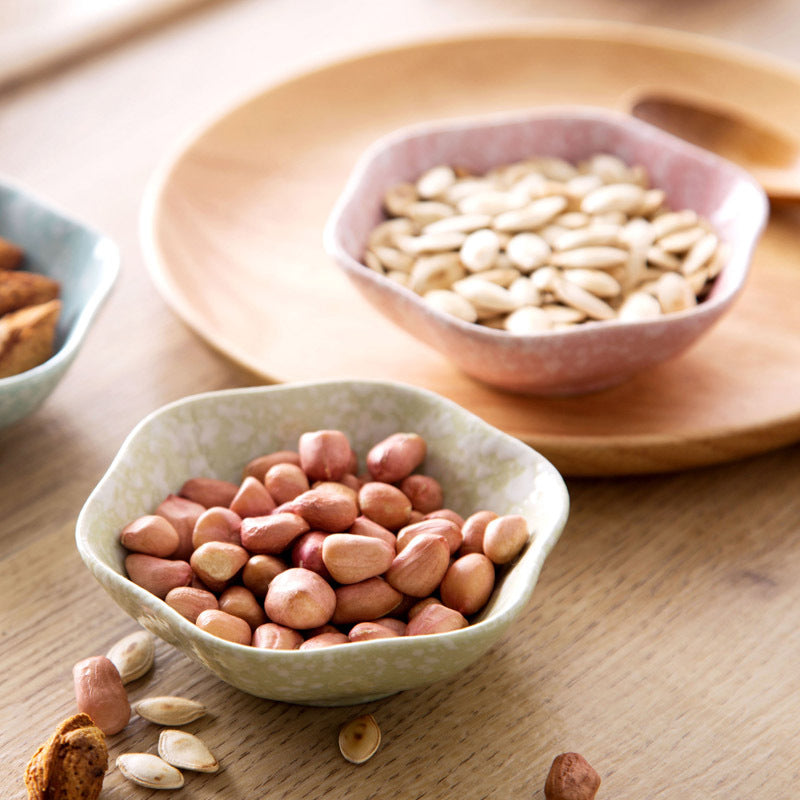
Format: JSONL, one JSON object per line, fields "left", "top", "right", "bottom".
{"left": 141, "top": 22, "right": 800, "bottom": 476}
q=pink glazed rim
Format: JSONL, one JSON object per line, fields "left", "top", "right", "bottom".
{"left": 323, "top": 107, "right": 769, "bottom": 395}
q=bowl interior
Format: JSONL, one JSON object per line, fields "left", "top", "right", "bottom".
{"left": 0, "top": 181, "right": 119, "bottom": 424}
{"left": 77, "top": 380, "right": 569, "bottom": 704}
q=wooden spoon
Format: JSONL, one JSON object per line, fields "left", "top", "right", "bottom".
{"left": 628, "top": 91, "right": 800, "bottom": 201}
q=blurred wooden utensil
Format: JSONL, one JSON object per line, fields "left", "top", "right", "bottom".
{"left": 628, "top": 90, "right": 800, "bottom": 201}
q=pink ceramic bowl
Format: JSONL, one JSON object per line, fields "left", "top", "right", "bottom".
{"left": 323, "top": 108, "right": 768, "bottom": 395}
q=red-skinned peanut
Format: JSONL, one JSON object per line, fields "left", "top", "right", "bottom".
{"left": 192, "top": 506, "right": 242, "bottom": 549}
{"left": 385, "top": 533, "right": 450, "bottom": 597}
{"left": 196, "top": 609, "right": 252, "bottom": 645}
{"left": 242, "top": 554, "right": 288, "bottom": 596}
{"left": 288, "top": 486, "right": 358, "bottom": 532}
{"left": 349, "top": 515, "right": 397, "bottom": 548}
{"left": 483, "top": 514, "right": 530, "bottom": 564}
{"left": 120, "top": 515, "right": 179, "bottom": 558}
{"left": 440, "top": 553, "right": 495, "bottom": 616}
{"left": 424, "top": 508, "right": 466, "bottom": 528}
{"left": 165, "top": 586, "right": 219, "bottom": 622}
{"left": 396, "top": 518, "right": 462, "bottom": 555}
{"left": 406, "top": 603, "right": 468, "bottom": 636}
{"left": 125, "top": 554, "right": 192, "bottom": 599}
{"left": 240, "top": 512, "right": 309, "bottom": 554}
{"left": 73, "top": 656, "right": 131, "bottom": 735}
{"left": 460, "top": 510, "right": 498, "bottom": 556}
{"left": 230, "top": 476, "right": 276, "bottom": 518}
{"left": 400, "top": 474, "right": 444, "bottom": 513}
{"left": 189, "top": 541, "right": 249, "bottom": 592}
{"left": 264, "top": 462, "right": 310, "bottom": 505}
{"left": 242, "top": 450, "right": 300, "bottom": 482}
{"left": 321, "top": 533, "right": 395, "bottom": 584}
{"left": 358, "top": 482, "right": 412, "bottom": 531}
{"left": 298, "top": 430, "right": 352, "bottom": 482}
{"left": 264, "top": 568, "right": 336, "bottom": 630}
{"left": 219, "top": 585, "right": 267, "bottom": 629}
{"left": 252, "top": 622, "right": 303, "bottom": 650}
{"left": 155, "top": 494, "right": 205, "bottom": 561}
{"left": 179, "top": 477, "right": 238, "bottom": 508}
{"left": 291, "top": 532, "right": 331, "bottom": 579}
{"left": 348, "top": 621, "right": 401, "bottom": 642}
{"left": 366, "top": 432, "right": 427, "bottom": 483}
{"left": 332, "top": 577, "right": 403, "bottom": 625}
{"left": 299, "top": 632, "right": 349, "bottom": 650}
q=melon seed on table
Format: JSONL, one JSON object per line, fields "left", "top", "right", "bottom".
{"left": 364, "top": 154, "right": 726, "bottom": 333}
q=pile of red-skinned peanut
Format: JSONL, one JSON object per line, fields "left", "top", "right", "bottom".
{"left": 120, "top": 430, "right": 532, "bottom": 648}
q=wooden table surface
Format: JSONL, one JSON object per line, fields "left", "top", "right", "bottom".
{"left": 1, "top": 1, "right": 799, "bottom": 797}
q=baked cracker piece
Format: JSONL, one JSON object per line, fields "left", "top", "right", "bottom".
{"left": 0, "top": 299, "right": 61, "bottom": 378}
{"left": 24, "top": 713, "right": 108, "bottom": 800}
{"left": 0, "top": 269, "right": 61, "bottom": 315}
{"left": 0, "top": 235, "right": 24, "bottom": 270}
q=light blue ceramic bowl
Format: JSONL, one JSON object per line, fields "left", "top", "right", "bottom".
{"left": 77, "top": 380, "right": 570, "bottom": 706}
{"left": 0, "top": 179, "right": 119, "bottom": 428}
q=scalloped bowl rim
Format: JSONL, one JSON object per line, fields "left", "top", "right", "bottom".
{"left": 76, "top": 380, "right": 569, "bottom": 704}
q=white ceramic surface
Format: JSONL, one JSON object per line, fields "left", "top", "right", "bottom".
{"left": 324, "top": 107, "right": 768, "bottom": 395}
{"left": 76, "top": 380, "right": 570, "bottom": 706}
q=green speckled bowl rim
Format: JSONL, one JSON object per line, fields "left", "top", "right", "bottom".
{"left": 76, "top": 379, "right": 569, "bottom": 706}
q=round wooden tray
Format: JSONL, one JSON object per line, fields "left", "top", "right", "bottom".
{"left": 141, "top": 22, "right": 800, "bottom": 476}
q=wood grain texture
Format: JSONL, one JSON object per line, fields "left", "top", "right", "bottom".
{"left": 142, "top": 27, "right": 800, "bottom": 476}
{"left": 3, "top": 446, "right": 799, "bottom": 798}
{"left": 1, "top": 1, "right": 800, "bottom": 797}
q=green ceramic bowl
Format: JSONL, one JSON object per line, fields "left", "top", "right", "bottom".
{"left": 76, "top": 380, "right": 569, "bottom": 706}
{"left": 0, "top": 179, "right": 119, "bottom": 427}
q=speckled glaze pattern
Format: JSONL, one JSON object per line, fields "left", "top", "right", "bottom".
{"left": 76, "top": 380, "right": 570, "bottom": 706}
{"left": 0, "top": 179, "right": 119, "bottom": 427}
{"left": 323, "top": 108, "right": 768, "bottom": 395}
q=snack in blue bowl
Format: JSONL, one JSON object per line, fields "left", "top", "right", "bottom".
{"left": 0, "top": 178, "right": 119, "bottom": 427}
